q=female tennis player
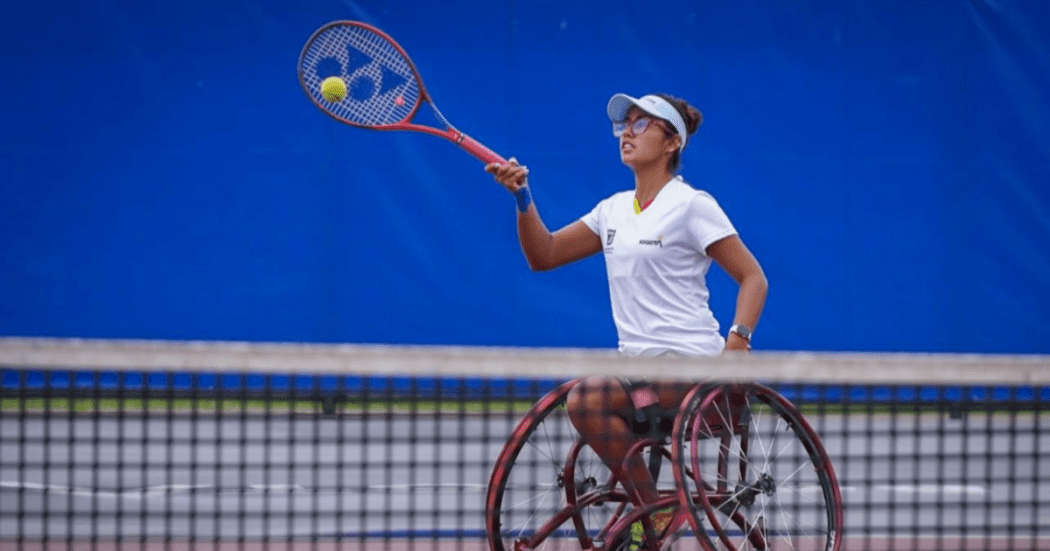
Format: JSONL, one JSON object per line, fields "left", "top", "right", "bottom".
{"left": 485, "top": 92, "right": 768, "bottom": 547}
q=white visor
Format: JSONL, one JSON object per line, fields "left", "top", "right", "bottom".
{"left": 607, "top": 93, "right": 688, "bottom": 152}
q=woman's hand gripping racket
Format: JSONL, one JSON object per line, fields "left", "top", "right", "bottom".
{"left": 297, "top": 21, "right": 506, "bottom": 166}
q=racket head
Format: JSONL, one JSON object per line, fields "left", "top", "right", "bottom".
{"left": 298, "top": 21, "right": 426, "bottom": 128}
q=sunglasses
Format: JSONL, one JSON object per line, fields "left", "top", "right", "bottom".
{"left": 612, "top": 116, "right": 670, "bottom": 138}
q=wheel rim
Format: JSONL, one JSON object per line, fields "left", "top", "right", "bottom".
{"left": 486, "top": 381, "right": 628, "bottom": 551}
{"left": 675, "top": 383, "right": 843, "bottom": 551}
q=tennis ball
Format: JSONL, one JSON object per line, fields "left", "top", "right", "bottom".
{"left": 320, "top": 76, "right": 347, "bottom": 103}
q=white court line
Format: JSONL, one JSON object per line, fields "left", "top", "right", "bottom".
{"left": 841, "top": 484, "right": 987, "bottom": 496}
{"left": 1, "top": 481, "right": 217, "bottom": 498}
{"left": 364, "top": 483, "right": 488, "bottom": 492}
{"left": 0, "top": 480, "right": 490, "bottom": 497}
{"left": 3, "top": 480, "right": 987, "bottom": 498}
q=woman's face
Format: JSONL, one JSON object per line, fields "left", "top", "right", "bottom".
{"left": 617, "top": 106, "right": 678, "bottom": 169}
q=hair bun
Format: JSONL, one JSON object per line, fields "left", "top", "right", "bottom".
{"left": 685, "top": 105, "right": 703, "bottom": 136}
{"left": 654, "top": 93, "right": 703, "bottom": 136}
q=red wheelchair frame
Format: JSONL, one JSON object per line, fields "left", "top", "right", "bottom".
{"left": 485, "top": 379, "right": 843, "bottom": 551}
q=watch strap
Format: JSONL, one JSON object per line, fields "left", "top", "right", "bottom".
{"left": 729, "top": 324, "right": 752, "bottom": 341}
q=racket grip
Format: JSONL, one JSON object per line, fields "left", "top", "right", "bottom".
{"left": 458, "top": 134, "right": 506, "bottom": 165}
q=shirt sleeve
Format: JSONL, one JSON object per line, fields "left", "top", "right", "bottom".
{"left": 687, "top": 192, "right": 738, "bottom": 254}
{"left": 579, "top": 198, "right": 606, "bottom": 235}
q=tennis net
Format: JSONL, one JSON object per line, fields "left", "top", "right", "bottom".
{"left": 1, "top": 337, "right": 1047, "bottom": 550}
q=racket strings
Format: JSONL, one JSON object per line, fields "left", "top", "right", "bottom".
{"left": 300, "top": 24, "right": 421, "bottom": 126}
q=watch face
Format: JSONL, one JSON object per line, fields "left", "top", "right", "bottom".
{"left": 732, "top": 325, "right": 751, "bottom": 339}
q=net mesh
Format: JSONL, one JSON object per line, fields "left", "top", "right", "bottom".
{"left": 1, "top": 337, "right": 1048, "bottom": 551}
{"left": 299, "top": 23, "right": 420, "bottom": 127}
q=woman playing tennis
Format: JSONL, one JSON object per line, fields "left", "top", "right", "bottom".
{"left": 485, "top": 93, "right": 768, "bottom": 548}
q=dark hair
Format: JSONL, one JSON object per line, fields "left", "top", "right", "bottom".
{"left": 654, "top": 93, "right": 703, "bottom": 171}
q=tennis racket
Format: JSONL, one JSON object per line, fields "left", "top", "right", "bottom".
{"left": 298, "top": 21, "right": 506, "bottom": 166}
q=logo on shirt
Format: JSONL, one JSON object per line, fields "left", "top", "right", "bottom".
{"left": 639, "top": 235, "right": 664, "bottom": 248}
{"left": 606, "top": 229, "right": 616, "bottom": 246}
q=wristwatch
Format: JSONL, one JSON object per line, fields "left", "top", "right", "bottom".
{"left": 729, "top": 324, "right": 752, "bottom": 341}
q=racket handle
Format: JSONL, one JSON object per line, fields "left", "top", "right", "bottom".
{"left": 458, "top": 134, "right": 506, "bottom": 165}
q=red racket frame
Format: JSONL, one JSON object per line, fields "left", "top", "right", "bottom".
{"left": 298, "top": 21, "right": 506, "bottom": 165}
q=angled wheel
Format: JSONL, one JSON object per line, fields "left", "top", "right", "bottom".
{"left": 486, "top": 380, "right": 631, "bottom": 551}
{"left": 672, "top": 383, "right": 843, "bottom": 551}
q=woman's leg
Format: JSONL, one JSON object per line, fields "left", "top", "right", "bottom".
{"left": 566, "top": 377, "right": 693, "bottom": 504}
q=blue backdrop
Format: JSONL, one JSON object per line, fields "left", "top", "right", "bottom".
{"left": 1, "top": 0, "right": 1048, "bottom": 353}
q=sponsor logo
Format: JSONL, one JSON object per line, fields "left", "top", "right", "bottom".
{"left": 638, "top": 235, "right": 664, "bottom": 248}
{"left": 314, "top": 43, "right": 410, "bottom": 103}
{"left": 606, "top": 229, "right": 617, "bottom": 246}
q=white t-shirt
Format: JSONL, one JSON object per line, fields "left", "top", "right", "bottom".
{"left": 580, "top": 177, "right": 737, "bottom": 357}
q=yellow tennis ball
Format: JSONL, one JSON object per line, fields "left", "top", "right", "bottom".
{"left": 320, "top": 76, "right": 347, "bottom": 103}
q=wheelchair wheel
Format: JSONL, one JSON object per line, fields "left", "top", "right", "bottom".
{"left": 672, "top": 383, "right": 843, "bottom": 551}
{"left": 486, "top": 380, "right": 631, "bottom": 551}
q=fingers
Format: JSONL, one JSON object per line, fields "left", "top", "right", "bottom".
{"left": 486, "top": 157, "right": 529, "bottom": 191}
{"left": 483, "top": 156, "right": 516, "bottom": 174}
